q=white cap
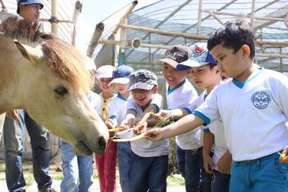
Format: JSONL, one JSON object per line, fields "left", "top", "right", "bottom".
{"left": 95, "top": 65, "right": 115, "bottom": 79}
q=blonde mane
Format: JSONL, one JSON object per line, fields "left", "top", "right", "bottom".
{"left": 40, "top": 34, "right": 91, "bottom": 92}
{"left": 0, "top": 16, "right": 91, "bottom": 92}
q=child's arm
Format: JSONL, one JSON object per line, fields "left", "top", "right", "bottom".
{"left": 202, "top": 131, "right": 215, "bottom": 174}
{"left": 144, "top": 113, "right": 204, "bottom": 141}
{"left": 120, "top": 109, "right": 137, "bottom": 128}
{"left": 217, "top": 150, "right": 232, "bottom": 174}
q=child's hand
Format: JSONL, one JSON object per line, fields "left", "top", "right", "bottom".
{"left": 144, "top": 128, "right": 164, "bottom": 141}
{"left": 279, "top": 146, "right": 288, "bottom": 163}
{"left": 217, "top": 151, "right": 232, "bottom": 174}
{"left": 7, "top": 110, "right": 20, "bottom": 123}
{"left": 202, "top": 151, "right": 214, "bottom": 174}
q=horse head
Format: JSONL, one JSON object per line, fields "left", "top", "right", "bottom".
{"left": 0, "top": 29, "right": 109, "bottom": 155}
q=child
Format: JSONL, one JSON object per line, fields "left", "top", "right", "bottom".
{"left": 123, "top": 69, "right": 168, "bottom": 192}
{"left": 146, "top": 20, "right": 288, "bottom": 192}
{"left": 108, "top": 65, "right": 134, "bottom": 192}
{"left": 160, "top": 45, "right": 207, "bottom": 192}
{"left": 94, "top": 65, "right": 117, "bottom": 192}
{"left": 183, "top": 43, "right": 231, "bottom": 192}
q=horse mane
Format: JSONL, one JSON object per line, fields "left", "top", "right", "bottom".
{"left": 0, "top": 16, "right": 91, "bottom": 91}
{"left": 41, "top": 34, "right": 91, "bottom": 92}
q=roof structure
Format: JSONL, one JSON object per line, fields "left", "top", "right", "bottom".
{"left": 95, "top": 0, "right": 288, "bottom": 72}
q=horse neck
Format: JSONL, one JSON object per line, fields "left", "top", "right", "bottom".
{"left": 0, "top": 38, "right": 33, "bottom": 113}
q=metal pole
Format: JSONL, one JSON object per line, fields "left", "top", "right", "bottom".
{"left": 197, "top": 0, "right": 203, "bottom": 34}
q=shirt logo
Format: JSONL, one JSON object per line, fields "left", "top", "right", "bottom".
{"left": 251, "top": 91, "right": 271, "bottom": 109}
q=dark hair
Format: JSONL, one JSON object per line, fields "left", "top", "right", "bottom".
{"left": 207, "top": 19, "right": 255, "bottom": 59}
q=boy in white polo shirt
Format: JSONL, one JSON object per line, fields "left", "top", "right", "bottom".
{"left": 123, "top": 69, "right": 169, "bottom": 192}
{"left": 160, "top": 45, "right": 209, "bottom": 192}
{"left": 145, "top": 20, "right": 288, "bottom": 192}
{"left": 108, "top": 65, "right": 134, "bottom": 192}
{"left": 182, "top": 43, "right": 231, "bottom": 192}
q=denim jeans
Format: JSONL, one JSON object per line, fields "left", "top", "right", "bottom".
{"left": 117, "top": 142, "right": 132, "bottom": 192}
{"left": 212, "top": 171, "right": 230, "bottom": 192}
{"left": 3, "top": 111, "right": 52, "bottom": 192}
{"left": 60, "top": 141, "right": 93, "bottom": 192}
{"left": 176, "top": 146, "right": 212, "bottom": 192}
{"left": 129, "top": 151, "right": 168, "bottom": 192}
{"left": 230, "top": 152, "right": 288, "bottom": 192}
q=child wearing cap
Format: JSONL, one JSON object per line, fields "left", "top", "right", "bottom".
{"left": 146, "top": 20, "right": 288, "bottom": 192}
{"left": 94, "top": 65, "right": 117, "bottom": 192}
{"left": 160, "top": 45, "right": 212, "bottom": 192}
{"left": 122, "top": 69, "right": 168, "bottom": 192}
{"left": 183, "top": 43, "right": 231, "bottom": 192}
{"left": 108, "top": 65, "right": 134, "bottom": 192}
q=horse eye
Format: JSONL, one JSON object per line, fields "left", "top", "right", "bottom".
{"left": 54, "top": 86, "right": 68, "bottom": 96}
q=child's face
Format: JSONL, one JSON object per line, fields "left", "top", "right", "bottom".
{"left": 190, "top": 64, "right": 220, "bottom": 90}
{"left": 115, "top": 83, "right": 129, "bottom": 96}
{"left": 131, "top": 88, "right": 154, "bottom": 107}
{"left": 97, "top": 78, "right": 113, "bottom": 93}
{"left": 20, "top": 4, "right": 41, "bottom": 23}
{"left": 210, "top": 44, "right": 251, "bottom": 79}
{"left": 162, "top": 64, "right": 189, "bottom": 88}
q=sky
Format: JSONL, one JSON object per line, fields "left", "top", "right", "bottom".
{"left": 75, "top": 0, "right": 134, "bottom": 51}
{"left": 75, "top": 0, "right": 158, "bottom": 52}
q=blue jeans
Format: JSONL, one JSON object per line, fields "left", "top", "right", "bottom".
{"left": 60, "top": 141, "right": 93, "bottom": 192}
{"left": 117, "top": 142, "right": 132, "bottom": 192}
{"left": 3, "top": 111, "right": 52, "bottom": 192}
{"left": 130, "top": 151, "right": 168, "bottom": 192}
{"left": 230, "top": 152, "right": 288, "bottom": 192}
{"left": 212, "top": 171, "right": 230, "bottom": 192}
{"left": 176, "top": 146, "right": 211, "bottom": 192}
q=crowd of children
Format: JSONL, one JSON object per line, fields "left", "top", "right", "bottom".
{"left": 60, "top": 19, "right": 288, "bottom": 192}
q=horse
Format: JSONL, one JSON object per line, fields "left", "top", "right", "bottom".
{"left": 0, "top": 12, "right": 109, "bottom": 155}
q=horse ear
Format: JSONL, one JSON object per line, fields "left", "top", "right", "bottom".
{"left": 14, "top": 40, "right": 43, "bottom": 64}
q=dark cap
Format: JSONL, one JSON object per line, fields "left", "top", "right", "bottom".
{"left": 160, "top": 45, "right": 192, "bottom": 69}
{"left": 128, "top": 69, "right": 158, "bottom": 91}
{"left": 17, "top": 0, "right": 44, "bottom": 14}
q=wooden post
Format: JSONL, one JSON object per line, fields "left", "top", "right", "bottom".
{"left": 51, "top": 0, "right": 58, "bottom": 34}
{"left": 86, "top": 22, "right": 104, "bottom": 57}
{"left": 71, "top": 0, "right": 82, "bottom": 46}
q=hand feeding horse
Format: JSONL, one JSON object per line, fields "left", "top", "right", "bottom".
{"left": 0, "top": 12, "right": 109, "bottom": 155}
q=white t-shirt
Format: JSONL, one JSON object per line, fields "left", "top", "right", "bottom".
{"left": 127, "top": 94, "right": 169, "bottom": 157}
{"left": 166, "top": 80, "right": 200, "bottom": 150}
{"left": 195, "top": 68, "right": 288, "bottom": 161}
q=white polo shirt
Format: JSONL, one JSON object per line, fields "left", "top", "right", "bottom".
{"left": 127, "top": 94, "right": 169, "bottom": 157}
{"left": 109, "top": 93, "right": 128, "bottom": 126}
{"left": 195, "top": 68, "right": 288, "bottom": 161}
{"left": 166, "top": 80, "right": 200, "bottom": 150}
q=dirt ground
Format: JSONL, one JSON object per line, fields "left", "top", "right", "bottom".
{"left": 0, "top": 162, "right": 185, "bottom": 192}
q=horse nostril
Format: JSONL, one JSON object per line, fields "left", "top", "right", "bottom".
{"left": 98, "top": 136, "right": 106, "bottom": 152}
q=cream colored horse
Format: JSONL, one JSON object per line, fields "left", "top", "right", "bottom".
{"left": 0, "top": 12, "right": 109, "bottom": 155}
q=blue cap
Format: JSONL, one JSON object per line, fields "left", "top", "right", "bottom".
{"left": 177, "top": 43, "right": 217, "bottom": 69}
{"left": 129, "top": 70, "right": 157, "bottom": 91}
{"left": 109, "top": 65, "right": 134, "bottom": 85}
{"left": 17, "top": 0, "right": 44, "bottom": 14}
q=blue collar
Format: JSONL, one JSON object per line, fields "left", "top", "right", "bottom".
{"left": 117, "top": 93, "right": 127, "bottom": 101}
{"left": 232, "top": 67, "right": 263, "bottom": 89}
{"left": 168, "top": 79, "right": 186, "bottom": 94}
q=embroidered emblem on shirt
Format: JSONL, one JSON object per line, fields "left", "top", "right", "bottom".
{"left": 251, "top": 91, "right": 271, "bottom": 109}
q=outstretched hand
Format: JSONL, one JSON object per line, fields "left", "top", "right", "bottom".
{"left": 144, "top": 127, "right": 165, "bottom": 141}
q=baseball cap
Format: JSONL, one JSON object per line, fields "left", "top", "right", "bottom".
{"left": 17, "top": 0, "right": 44, "bottom": 14}
{"left": 95, "top": 65, "right": 115, "bottom": 79}
{"left": 128, "top": 70, "right": 158, "bottom": 91}
{"left": 109, "top": 65, "right": 134, "bottom": 85}
{"left": 160, "top": 45, "right": 192, "bottom": 69}
{"left": 178, "top": 43, "right": 217, "bottom": 69}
